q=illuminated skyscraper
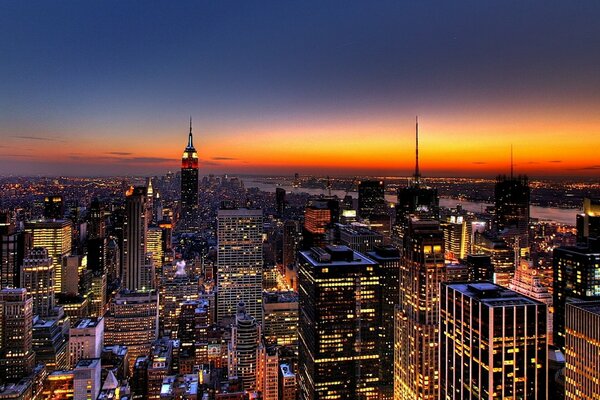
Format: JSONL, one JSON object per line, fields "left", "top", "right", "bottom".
{"left": 439, "top": 282, "right": 547, "bottom": 400}
{"left": 553, "top": 239, "right": 600, "bottom": 350}
{"left": 1, "top": 215, "right": 32, "bottom": 288}
{"left": 25, "top": 219, "right": 72, "bottom": 294}
{"left": 394, "top": 219, "right": 445, "bottom": 400}
{"left": 21, "top": 247, "right": 55, "bottom": 316}
{"left": 0, "top": 288, "right": 35, "bottom": 383}
{"left": 228, "top": 302, "right": 261, "bottom": 391}
{"left": 123, "top": 186, "right": 153, "bottom": 292}
{"left": 565, "top": 301, "right": 600, "bottom": 400}
{"left": 298, "top": 245, "right": 380, "bottom": 399}
{"left": 216, "top": 207, "right": 263, "bottom": 324}
{"left": 473, "top": 232, "right": 515, "bottom": 287}
{"left": 179, "top": 118, "right": 199, "bottom": 233}
{"left": 104, "top": 290, "right": 159, "bottom": 372}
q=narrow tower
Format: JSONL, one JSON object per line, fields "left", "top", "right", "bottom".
{"left": 180, "top": 118, "right": 199, "bottom": 232}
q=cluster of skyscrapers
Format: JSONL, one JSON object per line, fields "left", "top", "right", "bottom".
{"left": 1, "top": 119, "right": 599, "bottom": 400}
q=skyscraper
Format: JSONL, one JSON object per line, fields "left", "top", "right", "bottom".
{"left": 395, "top": 118, "right": 439, "bottom": 244}
{"left": 553, "top": 239, "right": 600, "bottom": 349}
{"left": 123, "top": 186, "right": 153, "bottom": 292}
{"left": 565, "top": 301, "right": 600, "bottom": 400}
{"left": 358, "top": 180, "right": 385, "bottom": 221}
{"left": 216, "top": 207, "right": 263, "bottom": 324}
{"left": 25, "top": 219, "right": 72, "bottom": 294}
{"left": 0, "top": 288, "right": 35, "bottom": 383}
{"left": 366, "top": 245, "right": 400, "bottom": 399}
{"left": 394, "top": 219, "right": 445, "bottom": 400}
{"left": 228, "top": 302, "right": 261, "bottom": 391}
{"left": 275, "top": 187, "right": 286, "bottom": 218}
{"left": 576, "top": 197, "right": 600, "bottom": 243}
{"left": 179, "top": 118, "right": 199, "bottom": 233}
{"left": 21, "top": 247, "right": 55, "bottom": 316}
{"left": 104, "top": 290, "right": 159, "bottom": 372}
{"left": 1, "top": 217, "right": 32, "bottom": 288}
{"left": 439, "top": 282, "right": 548, "bottom": 400}
{"left": 494, "top": 174, "right": 530, "bottom": 248}
{"left": 298, "top": 245, "right": 380, "bottom": 399}
{"left": 44, "top": 195, "right": 65, "bottom": 220}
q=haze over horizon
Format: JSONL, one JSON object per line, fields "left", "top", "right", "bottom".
{"left": 1, "top": 1, "right": 600, "bottom": 177}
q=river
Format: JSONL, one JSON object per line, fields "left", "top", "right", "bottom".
{"left": 245, "top": 180, "right": 579, "bottom": 225}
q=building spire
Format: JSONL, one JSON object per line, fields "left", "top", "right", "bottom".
{"left": 414, "top": 116, "right": 421, "bottom": 185}
{"left": 188, "top": 116, "right": 194, "bottom": 148}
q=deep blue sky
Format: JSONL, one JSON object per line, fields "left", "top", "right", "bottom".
{"left": 1, "top": 1, "right": 599, "bottom": 176}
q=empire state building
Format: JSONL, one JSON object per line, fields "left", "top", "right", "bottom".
{"left": 179, "top": 118, "right": 199, "bottom": 232}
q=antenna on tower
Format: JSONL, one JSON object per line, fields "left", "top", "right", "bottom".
{"left": 414, "top": 116, "right": 421, "bottom": 185}
{"left": 189, "top": 116, "right": 193, "bottom": 133}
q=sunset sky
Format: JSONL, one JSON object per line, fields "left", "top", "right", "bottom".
{"left": 1, "top": 1, "right": 599, "bottom": 177}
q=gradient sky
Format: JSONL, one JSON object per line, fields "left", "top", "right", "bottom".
{"left": 1, "top": 1, "right": 600, "bottom": 177}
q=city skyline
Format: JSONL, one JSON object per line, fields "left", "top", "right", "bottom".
{"left": 1, "top": 2, "right": 600, "bottom": 177}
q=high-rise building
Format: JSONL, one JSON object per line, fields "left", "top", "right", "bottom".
{"left": 394, "top": 118, "right": 439, "bottom": 245}
{"left": 158, "top": 261, "right": 199, "bottom": 337}
{"left": 553, "top": 239, "right": 600, "bottom": 349}
{"left": 25, "top": 219, "right": 72, "bottom": 294}
{"left": 576, "top": 197, "right": 600, "bottom": 243}
{"left": 32, "top": 316, "right": 69, "bottom": 372}
{"left": 473, "top": 232, "right": 515, "bottom": 287}
{"left": 123, "top": 186, "right": 153, "bottom": 292}
{"left": 44, "top": 195, "right": 65, "bottom": 220}
{"left": 257, "top": 345, "right": 279, "bottom": 400}
{"left": 275, "top": 187, "right": 286, "bottom": 218}
{"left": 366, "top": 245, "right": 400, "bottom": 399}
{"left": 104, "top": 290, "right": 159, "bottom": 372}
{"left": 21, "top": 247, "right": 55, "bottom": 316}
{"left": 73, "top": 358, "right": 102, "bottom": 400}
{"left": 228, "top": 302, "right": 261, "bottom": 391}
{"left": 216, "top": 207, "right": 263, "bottom": 324}
{"left": 69, "top": 317, "right": 104, "bottom": 367}
{"left": 394, "top": 219, "right": 445, "bottom": 400}
{"left": 494, "top": 174, "right": 530, "bottom": 248}
{"left": 179, "top": 119, "right": 199, "bottom": 233}
{"left": 439, "top": 282, "right": 547, "bottom": 400}
{"left": 358, "top": 180, "right": 385, "bottom": 220}
{"left": 1, "top": 224, "right": 32, "bottom": 288}
{"left": 262, "top": 291, "right": 298, "bottom": 349}
{"left": 147, "top": 226, "right": 164, "bottom": 271}
{"left": 337, "top": 224, "right": 384, "bottom": 254}
{"left": 565, "top": 301, "right": 600, "bottom": 400}
{"left": 464, "top": 253, "right": 493, "bottom": 282}
{"left": 279, "top": 363, "right": 297, "bottom": 400}
{"left": 298, "top": 245, "right": 380, "bottom": 399}
{"left": 509, "top": 260, "right": 554, "bottom": 343}
{"left": 441, "top": 215, "right": 471, "bottom": 261}
{"left": 0, "top": 288, "right": 35, "bottom": 383}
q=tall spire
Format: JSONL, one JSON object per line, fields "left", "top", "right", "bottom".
{"left": 187, "top": 116, "right": 194, "bottom": 148}
{"left": 414, "top": 116, "right": 421, "bottom": 185}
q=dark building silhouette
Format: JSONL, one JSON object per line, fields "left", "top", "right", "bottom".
{"left": 358, "top": 180, "right": 385, "bottom": 220}
{"left": 276, "top": 187, "right": 286, "bottom": 218}
{"left": 494, "top": 174, "right": 530, "bottom": 248}
{"left": 576, "top": 197, "right": 600, "bottom": 243}
{"left": 179, "top": 118, "right": 199, "bottom": 232}
{"left": 366, "top": 245, "right": 400, "bottom": 398}
{"left": 44, "top": 195, "right": 64, "bottom": 220}
{"left": 464, "top": 253, "right": 493, "bottom": 282}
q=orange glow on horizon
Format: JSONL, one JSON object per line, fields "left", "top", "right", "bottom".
{"left": 2, "top": 110, "right": 599, "bottom": 177}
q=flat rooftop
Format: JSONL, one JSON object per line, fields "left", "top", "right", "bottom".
{"left": 446, "top": 282, "right": 545, "bottom": 307}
